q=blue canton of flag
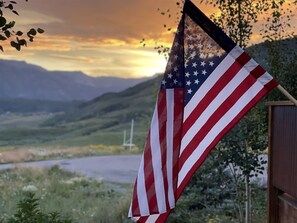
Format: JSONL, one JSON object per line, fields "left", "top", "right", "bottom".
{"left": 161, "top": 15, "right": 227, "bottom": 104}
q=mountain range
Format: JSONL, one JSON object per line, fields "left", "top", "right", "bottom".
{"left": 0, "top": 59, "right": 149, "bottom": 101}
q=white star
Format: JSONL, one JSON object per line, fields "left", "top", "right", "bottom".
{"left": 174, "top": 54, "right": 178, "bottom": 60}
{"left": 174, "top": 66, "right": 178, "bottom": 72}
{"left": 207, "top": 43, "right": 212, "bottom": 48}
{"left": 185, "top": 63, "right": 188, "bottom": 68}
{"left": 167, "top": 61, "right": 173, "bottom": 67}
{"left": 186, "top": 80, "right": 191, "bottom": 86}
{"left": 174, "top": 42, "right": 179, "bottom": 47}
{"left": 190, "top": 52, "right": 196, "bottom": 58}
{"left": 189, "top": 44, "right": 194, "bottom": 50}
{"left": 217, "top": 52, "right": 223, "bottom": 57}
{"left": 202, "top": 70, "right": 207, "bottom": 75}
{"left": 194, "top": 79, "right": 199, "bottom": 84}
{"left": 167, "top": 73, "right": 173, "bottom": 79}
{"left": 193, "top": 71, "right": 198, "bottom": 76}
{"left": 201, "top": 61, "right": 206, "bottom": 67}
{"left": 185, "top": 72, "right": 190, "bottom": 77}
{"left": 197, "top": 34, "right": 202, "bottom": 39}
{"left": 187, "top": 89, "right": 193, "bottom": 94}
{"left": 162, "top": 80, "right": 166, "bottom": 85}
{"left": 209, "top": 61, "right": 215, "bottom": 67}
{"left": 198, "top": 43, "right": 203, "bottom": 48}
{"left": 173, "top": 79, "right": 178, "bottom": 84}
{"left": 192, "top": 62, "right": 198, "bottom": 68}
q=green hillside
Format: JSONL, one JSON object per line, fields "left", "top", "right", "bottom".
{"left": 30, "top": 75, "right": 162, "bottom": 147}
{"left": 1, "top": 37, "right": 297, "bottom": 148}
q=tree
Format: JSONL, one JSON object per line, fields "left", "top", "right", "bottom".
{"left": 0, "top": 0, "right": 44, "bottom": 52}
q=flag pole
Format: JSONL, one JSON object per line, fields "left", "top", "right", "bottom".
{"left": 277, "top": 85, "right": 297, "bottom": 106}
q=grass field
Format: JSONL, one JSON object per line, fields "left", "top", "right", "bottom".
{"left": 0, "top": 113, "right": 147, "bottom": 155}
{"left": 0, "top": 166, "right": 134, "bottom": 223}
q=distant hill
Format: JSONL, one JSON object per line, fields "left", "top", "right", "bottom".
{"left": 45, "top": 37, "right": 297, "bottom": 129}
{"left": 0, "top": 59, "right": 149, "bottom": 101}
{"left": 45, "top": 75, "right": 162, "bottom": 128}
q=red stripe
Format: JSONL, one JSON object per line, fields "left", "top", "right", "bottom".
{"left": 179, "top": 67, "right": 264, "bottom": 169}
{"left": 143, "top": 131, "right": 159, "bottom": 214}
{"left": 131, "top": 178, "right": 140, "bottom": 216}
{"left": 176, "top": 81, "right": 276, "bottom": 199}
{"left": 157, "top": 90, "right": 170, "bottom": 211}
{"left": 182, "top": 52, "right": 250, "bottom": 137}
{"left": 250, "top": 66, "right": 265, "bottom": 79}
{"left": 172, "top": 89, "right": 184, "bottom": 196}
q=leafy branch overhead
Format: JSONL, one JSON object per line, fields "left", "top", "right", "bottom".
{"left": 0, "top": 0, "right": 44, "bottom": 52}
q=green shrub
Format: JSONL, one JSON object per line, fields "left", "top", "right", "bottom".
{"left": 1, "top": 192, "right": 73, "bottom": 223}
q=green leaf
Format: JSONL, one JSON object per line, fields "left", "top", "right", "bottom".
{"left": 12, "top": 10, "right": 19, "bottom": 15}
{"left": 37, "top": 28, "right": 45, "bottom": 34}
{"left": 0, "top": 16, "right": 6, "bottom": 27}
{"left": 5, "top": 3, "right": 14, "bottom": 10}
{"left": 11, "top": 41, "right": 21, "bottom": 51}
{"left": 0, "top": 34, "right": 6, "bottom": 40}
{"left": 16, "top": 31, "right": 23, "bottom": 36}
{"left": 28, "top": 28, "right": 37, "bottom": 36}
{"left": 18, "top": 39, "right": 27, "bottom": 46}
{"left": 4, "top": 30, "right": 11, "bottom": 38}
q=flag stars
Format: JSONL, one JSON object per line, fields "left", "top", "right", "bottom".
{"left": 167, "top": 73, "right": 173, "bottom": 79}
{"left": 200, "top": 61, "right": 206, "bottom": 67}
{"left": 174, "top": 66, "right": 178, "bottom": 72}
{"left": 207, "top": 43, "right": 212, "bottom": 48}
{"left": 192, "top": 62, "right": 198, "bottom": 68}
{"left": 167, "top": 61, "right": 173, "bottom": 67}
{"left": 187, "top": 89, "right": 193, "bottom": 94}
{"left": 193, "top": 71, "right": 198, "bottom": 76}
{"left": 194, "top": 79, "right": 200, "bottom": 84}
{"left": 202, "top": 70, "right": 207, "bottom": 75}
{"left": 189, "top": 44, "right": 194, "bottom": 50}
{"left": 174, "top": 54, "right": 178, "bottom": 60}
{"left": 162, "top": 79, "right": 166, "bottom": 85}
{"left": 173, "top": 79, "right": 178, "bottom": 84}
{"left": 185, "top": 72, "right": 190, "bottom": 77}
{"left": 209, "top": 61, "right": 215, "bottom": 67}
{"left": 186, "top": 80, "right": 191, "bottom": 86}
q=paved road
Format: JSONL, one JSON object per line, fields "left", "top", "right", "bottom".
{"left": 0, "top": 155, "right": 142, "bottom": 184}
{"left": 0, "top": 154, "right": 268, "bottom": 187}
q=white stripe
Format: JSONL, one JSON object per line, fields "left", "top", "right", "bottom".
{"left": 181, "top": 64, "right": 251, "bottom": 154}
{"left": 150, "top": 105, "right": 167, "bottom": 213}
{"left": 136, "top": 155, "right": 150, "bottom": 215}
{"left": 228, "top": 45, "right": 244, "bottom": 59}
{"left": 144, "top": 214, "right": 160, "bottom": 223}
{"left": 178, "top": 80, "right": 266, "bottom": 186}
{"left": 165, "top": 89, "right": 175, "bottom": 208}
{"left": 257, "top": 72, "right": 273, "bottom": 86}
{"left": 184, "top": 53, "right": 236, "bottom": 119}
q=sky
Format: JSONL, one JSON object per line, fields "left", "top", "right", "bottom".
{"left": 0, "top": 0, "right": 295, "bottom": 78}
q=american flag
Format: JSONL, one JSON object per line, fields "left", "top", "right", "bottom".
{"left": 129, "top": 0, "right": 278, "bottom": 222}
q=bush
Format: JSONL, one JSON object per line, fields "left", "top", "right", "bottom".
{"left": 1, "top": 192, "right": 73, "bottom": 223}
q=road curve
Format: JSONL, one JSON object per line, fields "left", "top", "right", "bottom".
{"left": 0, "top": 154, "right": 142, "bottom": 184}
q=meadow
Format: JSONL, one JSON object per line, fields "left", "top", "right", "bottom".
{"left": 0, "top": 166, "right": 134, "bottom": 223}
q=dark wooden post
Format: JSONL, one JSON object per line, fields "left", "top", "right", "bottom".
{"left": 267, "top": 101, "right": 297, "bottom": 223}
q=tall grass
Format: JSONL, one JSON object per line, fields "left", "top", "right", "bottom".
{"left": 0, "top": 167, "right": 133, "bottom": 223}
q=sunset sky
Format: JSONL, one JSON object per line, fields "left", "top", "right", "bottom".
{"left": 0, "top": 0, "right": 295, "bottom": 78}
